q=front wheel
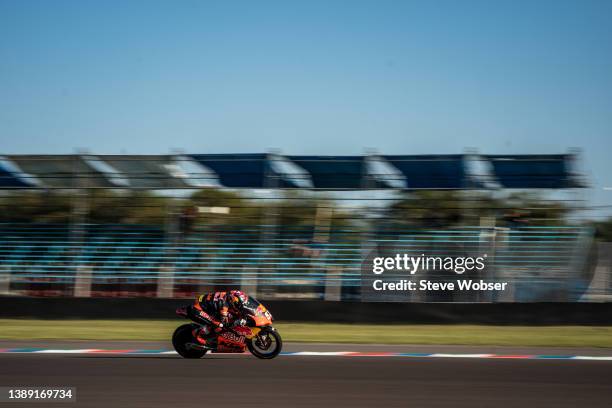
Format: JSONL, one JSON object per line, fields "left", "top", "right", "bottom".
{"left": 247, "top": 327, "right": 282, "bottom": 359}
{"left": 172, "top": 323, "right": 208, "bottom": 359}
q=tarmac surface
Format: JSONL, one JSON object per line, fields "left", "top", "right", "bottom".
{"left": 0, "top": 341, "right": 610, "bottom": 407}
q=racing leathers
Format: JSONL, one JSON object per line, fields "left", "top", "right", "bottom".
{"left": 187, "top": 290, "right": 248, "bottom": 347}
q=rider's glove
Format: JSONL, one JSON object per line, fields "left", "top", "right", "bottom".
{"left": 232, "top": 318, "right": 247, "bottom": 327}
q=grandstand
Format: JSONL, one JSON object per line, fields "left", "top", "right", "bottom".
{"left": 0, "top": 153, "right": 584, "bottom": 189}
{"left": 0, "top": 152, "right": 607, "bottom": 301}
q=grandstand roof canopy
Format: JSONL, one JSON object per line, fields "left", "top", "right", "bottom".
{"left": 0, "top": 153, "right": 584, "bottom": 190}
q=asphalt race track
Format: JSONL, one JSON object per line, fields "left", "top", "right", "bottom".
{"left": 1, "top": 344, "right": 610, "bottom": 408}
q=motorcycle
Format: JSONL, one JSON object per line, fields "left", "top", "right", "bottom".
{"left": 172, "top": 297, "right": 282, "bottom": 359}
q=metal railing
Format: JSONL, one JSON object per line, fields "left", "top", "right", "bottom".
{"left": 0, "top": 222, "right": 606, "bottom": 301}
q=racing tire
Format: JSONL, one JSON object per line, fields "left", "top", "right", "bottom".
{"left": 247, "top": 327, "right": 282, "bottom": 359}
{"left": 172, "top": 323, "right": 208, "bottom": 359}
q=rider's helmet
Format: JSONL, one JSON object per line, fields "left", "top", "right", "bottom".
{"left": 228, "top": 290, "right": 248, "bottom": 312}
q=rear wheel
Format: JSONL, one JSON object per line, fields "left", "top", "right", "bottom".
{"left": 172, "top": 323, "right": 208, "bottom": 359}
{"left": 247, "top": 327, "right": 282, "bottom": 359}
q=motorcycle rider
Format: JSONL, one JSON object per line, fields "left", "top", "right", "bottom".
{"left": 186, "top": 290, "right": 249, "bottom": 348}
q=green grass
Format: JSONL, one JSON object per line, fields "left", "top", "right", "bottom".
{"left": 279, "top": 323, "right": 612, "bottom": 347}
{"left": 0, "top": 319, "right": 611, "bottom": 347}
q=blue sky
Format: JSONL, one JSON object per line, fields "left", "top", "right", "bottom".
{"left": 1, "top": 0, "right": 611, "bottom": 215}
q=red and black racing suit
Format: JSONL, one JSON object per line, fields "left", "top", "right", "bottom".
{"left": 186, "top": 292, "right": 243, "bottom": 344}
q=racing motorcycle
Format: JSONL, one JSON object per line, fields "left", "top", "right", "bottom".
{"left": 172, "top": 297, "right": 282, "bottom": 359}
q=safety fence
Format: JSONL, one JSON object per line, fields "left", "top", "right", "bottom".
{"left": 0, "top": 222, "right": 607, "bottom": 302}
{"left": 2, "top": 297, "right": 611, "bottom": 324}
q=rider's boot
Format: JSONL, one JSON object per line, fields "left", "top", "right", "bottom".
{"left": 194, "top": 327, "right": 216, "bottom": 349}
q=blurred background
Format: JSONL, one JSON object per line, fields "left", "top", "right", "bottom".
{"left": 0, "top": 152, "right": 610, "bottom": 303}
{"left": 2, "top": 4, "right": 612, "bottom": 408}
{"left": 1, "top": 0, "right": 611, "bottom": 306}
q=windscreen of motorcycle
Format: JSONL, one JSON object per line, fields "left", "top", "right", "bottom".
{"left": 242, "top": 297, "right": 273, "bottom": 325}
